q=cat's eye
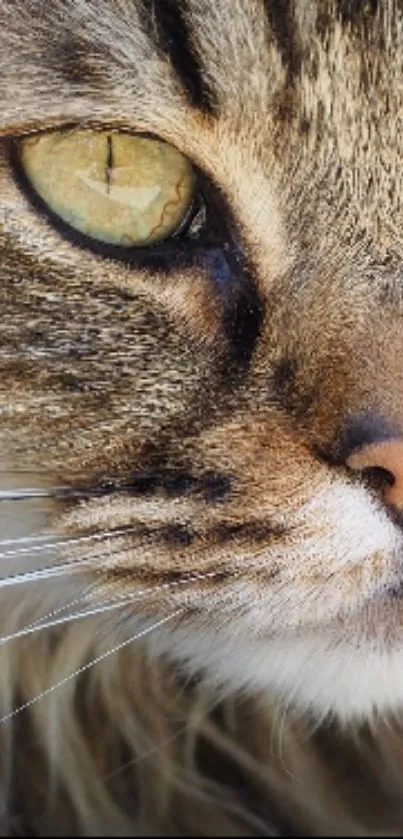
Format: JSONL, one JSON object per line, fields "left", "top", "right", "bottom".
{"left": 19, "top": 129, "right": 198, "bottom": 247}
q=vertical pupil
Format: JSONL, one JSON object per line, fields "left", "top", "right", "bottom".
{"left": 106, "top": 135, "right": 113, "bottom": 195}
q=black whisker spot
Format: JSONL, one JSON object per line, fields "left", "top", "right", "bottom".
{"left": 158, "top": 470, "right": 199, "bottom": 497}
{"left": 202, "top": 472, "right": 232, "bottom": 503}
{"left": 124, "top": 474, "right": 161, "bottom": 495}
{"left": 125, "top": 469, "right": 232, "bottom": 503}
{"left": 213, "top": 523, "right": 246, "bottom": 543}
{"left": 161, "top": 524, "right": 196, "bottom": 547}
{"left": 213, "top": 521, "right": 286, "bottom": 544}
{"left": 51, "top": 469, "right": 233, "bottom": 507}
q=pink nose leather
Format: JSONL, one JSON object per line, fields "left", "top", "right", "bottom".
{"left": 347, "top": 439, "right": 403, "bottom": 508}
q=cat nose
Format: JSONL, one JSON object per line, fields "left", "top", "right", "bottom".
{"left": 335, "top": 415, "right": 403, "bottom": 509}
{"left": 347, "top": 438, "right": 403, "bottom": 509}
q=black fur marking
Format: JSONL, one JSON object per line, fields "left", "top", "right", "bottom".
{"left": 335, "top": 0, "right": 380, "bottom": 28}
{"left": 47, "top": 35, "right": 110, "bottom": 88}
{"left": 48, "top": 470, "right": 232, "bottom": 504}
{"left": 273, "top": 358, "right": 298, "bottom": 394}
{"left": 106, "top": 566, "right": 229, "bottom": 587}
{"left": 213, "top": 523, "right": 245, "bottom": 542}
{"left": 316, "top": 0, "right": 380, "bottom": 41}
{"left": 202, "top": 472, "right": 232, "bottom": 502}
{"left": 204, "top": 245, "right": 263, "bottom": 369}
{"left": 161, "top": 524, "right": 196, "bottom": 546}
{"left": 263, "top": 0, "right": 301, "bottom": 82}
{"left": 213, "top": 522, "right": 286, "bottom": 543}
{"left": 195, "top": 177, "right": 263, "bottom": 371}
{"left": 140, "top": 0, "right": 217, "bottom": 114}
{"left": 271, "top": 357, "right": 318, "bottom": 421}
{"left": 125, "top": 469, "right": 233, "bottom": 503}
{"left": 223, "top": 280, "right": 263, "bottom": 368}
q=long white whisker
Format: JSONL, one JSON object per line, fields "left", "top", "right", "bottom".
{"left": 0, "top": 487, "right": 112, "bottom": 501}
{"left": 0, "top": 568, "right": 223, "bottom": 646}
{"left": 1, "top": 586, "right": 96, "bottom": 642}
{"left": 0, "top": 534, "right": 60, "bottom": 548}
{"left": 0, "top": 599, "right": 140, "bottom": 644}
{"left": 0, "top": 560, "right": 97, "bottom": 589}
{"left": 0, "top": 610, "right": 183, "bottom": 726}
{"left": 0, "top": 543, "right": 154, "bottom": 640}
{"left": 0, "top": 489, "right": 63, "bottom": 500}
{"left": 90, "top": 568, "right": 222, "bottom": 604}
{"left": 0, "top": 527, "right": 137, "bottom": 561}
{"left": 0, "top": 535, "right": 172, "bottom": 592}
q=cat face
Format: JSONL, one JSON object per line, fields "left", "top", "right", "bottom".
{"left": 1, "top": 0, "right": 403, "bottom": 721}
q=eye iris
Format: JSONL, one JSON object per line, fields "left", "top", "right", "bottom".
{"left": 20, "top": 130, "right": 196, "bottom": 247}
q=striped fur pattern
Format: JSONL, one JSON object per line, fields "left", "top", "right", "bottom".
{"left": 1, "top": 0, "right": 403, "bottom": 834}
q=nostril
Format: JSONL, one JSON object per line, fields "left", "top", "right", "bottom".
{"left": 357, "top": 465, "right": 395, "bottom": 495}
{"left": 347, "top": 439, "right": 403, "bottom": 510}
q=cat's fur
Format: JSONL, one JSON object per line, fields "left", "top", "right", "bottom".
{"left": 1, "top": 0, "right": 403, "bottom": 834}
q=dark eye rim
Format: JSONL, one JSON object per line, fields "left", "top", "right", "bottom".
{"left": 6, "top": 133, "right": 229, "bottom": 271}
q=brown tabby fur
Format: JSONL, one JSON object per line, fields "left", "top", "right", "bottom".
{"left": 1, "top": 0, "right": 403, "bottom": 834}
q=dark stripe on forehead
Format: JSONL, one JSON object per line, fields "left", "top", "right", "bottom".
{"left": 316, "top": 0, "right": 381, "bottom": 38}
{"left": 263, "top": 0, "right": 301, "bottom": 83}
{"left": 140, "top": 0, "right": 217, "bottom": 114}
{"left": 49, "top": 34, "right": 111, "bottom": 88}
{"left": 334, "top": 0, "right": 380, "bottom": 26}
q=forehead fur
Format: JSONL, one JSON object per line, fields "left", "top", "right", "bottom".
{"left": 0, "top": 2, "right": 398, "bottom": 119}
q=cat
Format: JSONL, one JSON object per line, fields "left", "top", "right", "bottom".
{"left": 1, "top": 0, "right": 403, "bottom": 834}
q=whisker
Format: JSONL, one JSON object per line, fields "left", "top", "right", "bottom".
{"left": 0, "top": 486, "right": 112, "bottom": 501}
{"left": 0, "top": 598, "right": 142, "bottom": 644}
{"left": 0, "top": 479, "right": 155, "bottom": 502}
{"left": 0, "top": 585, "right": 95, "bottom": 642}
{"left": 0, "top": 534, "right": 60, "bottom": 548}
{"left": 0, "top": 559, "right": 97, "bottom": 589}
{"left": 0, "top": 568, "right": 223, "bottom": 646}
{"left": 89, "top": 568, "right": 223, "bottom": 604}
{"left": 0, "top": 610, "right": 183, "bottom": 726}
{"left": 0, "top": 488, "right": 66, "bottom": 501}
{"left": 104, "top": 723, "right": 192, "bottom": 782}
{"left": 0, "top": 526, "right": 142, "bottom": 560}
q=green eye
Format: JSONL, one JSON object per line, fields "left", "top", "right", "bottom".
{"left": 19, "top": 130, "right": 197, "bottom": 247}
